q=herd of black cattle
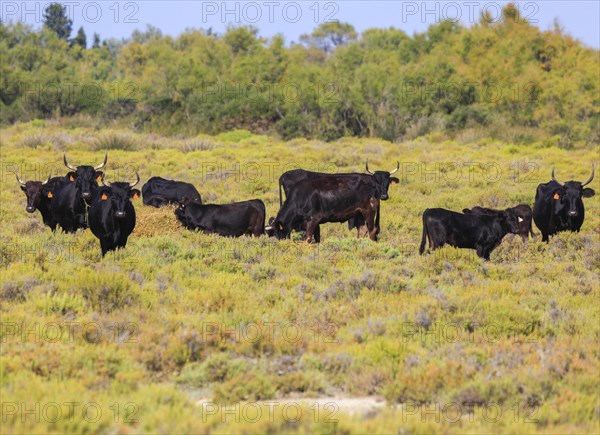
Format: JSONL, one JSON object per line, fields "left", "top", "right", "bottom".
{"left": 15, "top": 152, "right": 595, "bottom": 260}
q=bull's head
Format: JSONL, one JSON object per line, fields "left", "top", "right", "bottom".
{"left": 16, "top": 172, "right": 51, "bottom": 213}
{"left": 365, "top": 160, "right": 399, "bottom": 200}
{"left": 551, "top": 165, "right": 595, "bottom": 217}
{"left": 99, "top": 173, "right": 140, "bottom": 218}
{"left": 499, "top": 208, "right": 521, "bottom": 234}
{"left": 64, "top": 151, "right": 107, "bottom": 202}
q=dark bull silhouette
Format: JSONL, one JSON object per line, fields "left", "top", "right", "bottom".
{"left": 52, "top": 152, "right": 107, "bottom": 233}
{"left": 271, "top": 161, "right": 399, "bottom": 239}
{"left": 463, "top": 204, "right": 535, "bottom": 242}
{"left": 88, "top": 173, "right": 140, "bottom": 256}
{"left": 271, "top": 170, "right": 397, "bottom": 242}
{"left": 419, "top": 207, "right": 520, "bottom": 260}
{"left": 16, "top": 172, "right": 68, "bottom": 231}
{"left": 175, "top": 197, "right": 265, "bottom": 237}
{"left": 141, "top": 176, "right": 202, "bottom": 207}
{"left": 533, "top": 165, "right": 595, "bottom": 242}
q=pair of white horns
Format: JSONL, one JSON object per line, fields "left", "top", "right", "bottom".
{"left": 551, "top": 164, "right": 594, "bottom": 187}
{"left": 101, "top": 172, "right": 140, "bottom": 188}
{"left": 16, "top": 173, "right": 50, "bottom": 186}
{"left": 365, "top": 160, "right": 399, "bottom": 175}
{"left": 63, "top": 151, "right": 107, "bottom": 171}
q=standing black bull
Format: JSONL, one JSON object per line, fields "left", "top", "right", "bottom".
{"left": 419, "top": 208, "right": 520, "bottom": 260}
{"left": 52, "top": 152, "right": 107, "bottom": 233}
{"left": 274, "top": 161, "right": 399, "bottom": 238}
{"left": 16, "top": 173, "right": 68, "bottom": 231}
{"left": 463, "top": 204, "right": 535, "bottom": 242}
{"left": 271, "top": 172, "right": 394, "bottom": 243}
{"left": 175, "top": 197, "right": 265, "bottom": 237}
{"left": 533, "top": 166, "right": 595, "bottom": 242}
{"left": 88, "top": 173, "right": 140, "bottom": 256}
{"left": 141, "top": 176, "right": 202, "bottom": 207}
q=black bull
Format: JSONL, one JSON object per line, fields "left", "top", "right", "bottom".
{"left": 88, "top": 174, "right": 140, "bottom": 256}
{"left": 271, "top": 170, "right": 398, "bottom": 243}
{"left": 175, "top": 197, "right": 265, "bottom": 237}
{"left": 463, "top": 204, "right": 535, "bottom": 242}
{"left": 275, "top": 162, "right": 399, "bottom": 239}
{"left": 16, "top": 172, "right": 68, "bottom": 231}
{"left": 419, "top": 207, "right": 520, "bottom": 260}
{"left": 533, "top": 165, "right": 595, "bottom": 242}
{"left": 141, "top": 176, "right": 202, "bottom": 207}
{"left": 51, "top": 152, "right": 107, "bottom": 233}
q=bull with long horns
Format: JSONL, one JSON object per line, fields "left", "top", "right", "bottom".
{"left": 533, "top": 165, "right": 595, "bottom": 242}
{"left": 51, "top": 152, "right": 108, "bottom": 233}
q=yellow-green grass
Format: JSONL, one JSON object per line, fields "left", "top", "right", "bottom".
{"left": 1, "top": 122, "right": 598, "bottom": 433}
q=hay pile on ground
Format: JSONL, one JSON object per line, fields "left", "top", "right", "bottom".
{"left": 133, "top": 204, "right": 183, "bottom": 237}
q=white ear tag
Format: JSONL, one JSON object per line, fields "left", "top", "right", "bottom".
{"left": 518, "top": 217, "right": 524, "bottom": 223}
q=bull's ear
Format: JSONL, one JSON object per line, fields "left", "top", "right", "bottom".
{"left": 94, "top": 171, "right": 104, "bottom": 183}
{"left": 462, "top": 208, "right": 471, "bottom": 214}
{"left": 390, "top": 177, "right": 399, "bottom": 185}
{"left": 20, "top": 185, "right": 26, "bottom": 192}
{"left": 582, "top": 188, "right": 595, "bottom": 198}
{"left": 67, "top": 171, "right": 76, "bottom": 182}
{"left": 129, "top": 189, "right": 141, "bottom": 200}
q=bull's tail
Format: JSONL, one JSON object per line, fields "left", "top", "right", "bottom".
{"left": 419, "top": 211, "right": 428, "bottom": 255}
{"left": 279, "top": 182, "right": 283, "bottom": 208}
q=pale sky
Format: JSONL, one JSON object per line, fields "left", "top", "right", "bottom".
{"left": 2, "top": 1, "right": 598, "bottom": 48}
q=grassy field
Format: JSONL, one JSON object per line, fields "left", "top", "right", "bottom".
{"left": 1, "top": 121, "right": 598, "bottom": 434}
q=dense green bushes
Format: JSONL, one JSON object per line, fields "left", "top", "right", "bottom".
{"left": 1, "top": 4, "right": 598, "bottom": 144}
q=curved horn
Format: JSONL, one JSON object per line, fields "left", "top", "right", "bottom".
{"left": 15, "top": 172, "right": 26, "bottom": 186}
{"left": 389, "top": 161, "right": 399, "bottom": 175}
{"left": 129, "top": 172, "right": 140, "bottom": 188}
{"left": 63, "top": 153, "right": 77, "bottom": 170}
{"left": 582, "top": 164, "right": 595, "bottom": 187}
{"left": 94, "top": 151, "right": 108, "bottom": 170}
{"left": 41, "top": 173, "right": 51, "bottom": 185}
{"left": 551, "top": 167, "right": 564, "bottom": 187}
{"left": 365, "top": 159, "right": 374, "bottom": 175}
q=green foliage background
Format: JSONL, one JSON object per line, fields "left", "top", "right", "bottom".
{"left": 1, "top": 4, "right": 598, "bottom": 145}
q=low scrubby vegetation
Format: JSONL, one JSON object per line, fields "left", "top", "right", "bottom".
{"left": 1, "top": 123, "right": 598, "bottom": 433}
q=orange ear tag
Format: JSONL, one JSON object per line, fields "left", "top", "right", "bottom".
{"left": 133, "top": 193, "right": 139, "bottom": 199}
{"left": 69, "top": 175, "right": 74, "bottom": 181}
{"left": 47, "top": 192, "right": 53, "bottom": 198}
{"left": 391, "top": 180, "right": 398, "bottom": 185}
{"left": 101, "top": 193, "right": 108, "bottom": 200}
{"left": 553, "top": 193, "right": 559, "bottom": 200}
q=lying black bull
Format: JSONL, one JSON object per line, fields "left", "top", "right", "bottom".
{"left": 88, "top": 173, "right": 140, "bottom": 256}
{"left": 419, "top": 207, "right": 520, "bottom": 260}
{"left": 533, "top": 165, "right": 595, "bottom": 242}
{"left": 272, "top": 173, "right": 393, "bottom": 243}
{"left": 52, "top": 152, "right": 107, "bottom": 233}
{"left": 176, "top": 197, "right": 265, "bottom": 237}
{"left": 16, "top": 173, "right": 68, "bottom": 231}
{"left": 463, "top": 204, "right": 535, "bottom": 242}
{"left": 142, "top": 176, "right": 202, "bottom": 207}
{"left": 273, "top": 161, "right": 399, "bottom": 240}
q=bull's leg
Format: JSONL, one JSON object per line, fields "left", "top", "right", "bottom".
{"left": 357, "top": 226, "right": 369, "bottom": 238}
{"left": 313, "top": 225, "right": 321, "bottom": 243}
{"left": 305, "top": 218, "right": 320, "bottom": 243}
{"left": 476, "top": 245, "right": 491, "bottom": 260}
{"left": 365, "top": 212, "right": 377, "bottom": 241}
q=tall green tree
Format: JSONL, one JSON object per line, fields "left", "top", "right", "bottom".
{"left": 71, "top": 26, "right": 86, "bottom": 48}
{"left": 42, "top": 3, "right": 72, "bottom": 40}
{"left": 300, "top": 22, "right": 357, "bottom": 52}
